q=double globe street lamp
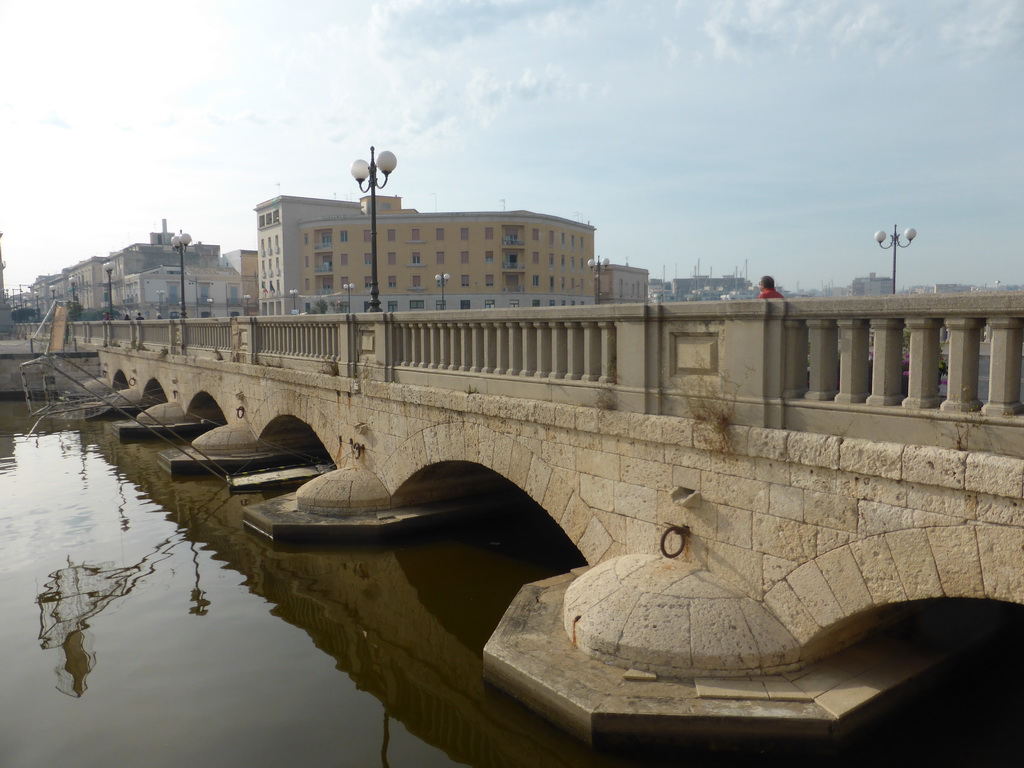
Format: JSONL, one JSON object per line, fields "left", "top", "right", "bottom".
{"left": 435, "top": 273, "right": 450, "bottom": 310}
{"left": 588, "top": 257, "right": 609, "bottom": 304}
{"left": 171, "top": 231, "right": 192, "bottom": 318}
{"left": 874, "top": 225, "right": 917, "bottom": 295}
{"left": 351, "top": 147, "right": 397, "bottom": 312}
{"left": 343, "top": 282, "right": 356, "bottom": 313}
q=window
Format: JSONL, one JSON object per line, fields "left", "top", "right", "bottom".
{"left": 364, "top": 230, "right": 372, "bottom": 242}
{"left": 436, "top": 228, "right": 444, "bottom": 241}
{"left": 532, "top": 275, "right": 540, "bottom": 287}
{"left": 532, "top": 299, "right": 541, "bottom": 307}
{"left": 388, "top": 252, "right": 396, "bottom": 265}
{"left": 436, "top": 251, "right": 444, "bottom": 264}
{"left": 388, "top": 229, "right": 396, "bottom": 242}
{"left": 339, "top": 231, "right": 349, "bottom": 243}
{"left": 510, "top": 300, "right": 519, "bottom": 307}
{"left": 571, "top": 235, "right": 575, "bottom": 250}
{"left": 411, "top": 228, "right": 420, "bottom": 240}
{"left": 339, "top": 254, "right": 349, "bottom": 265}
{"left": 364, "top": 276, "right": 373, "bottom": 288}
{"left": 485, "top": 227, "right": 494, "bottom": 240}
{"left": 388, "top": 276, "right": 397, "bottom": 288}
{"left": 340, "top": 275, "right": 349, "bottom": 285}
{"left": 549, "top": 255, "right": 554, "bottom": 268}
{"left": 460, "top": 227, "right": 469, "bottom": 241}
{"left": 549, "top": 231, "right": 555, "bottom": 246}
{"left": 412, "top": 275, "right": 421, "bottom": 287}
{"left": 484, "top": 299, "right": 495, "bottom": 308}
{"left": 364, "top": 253, "right": 373, "bottom": 265}
{"left": 461, "top": 251, "right": 469, "bottom": 264}
{"left": 549, "top": 276, "right": 555, "bottom": 290}
{"left": 532, "top": 251, "right": 539, "bottom": 264}
{"left": 303, "top": 233, "right": 308, "bottom": 245}
{"left": 485, "top": 251, "right": 494, "bottom": 263}
{"left": 485, "top": 274, "right": 494, "bottom": 287}
{"left": 561, "top": 233, "right": 566, "bottom": 247}
{"left": 412, "top": 253, "right": 421, "bottom": 264}
{"left": 532, "top": 228, "right": 539, "bottom": 241}
{"left": 387, "top": 301, "right": 398, "bottom": 312}
{"left": 460, "top": 299, "right": 471, "bottom": 309}
{"left": 436, "top": 300, "right": 445, "bottom": 310}
{"left": 410, "top": 300, "right": 424, "bottom": 309}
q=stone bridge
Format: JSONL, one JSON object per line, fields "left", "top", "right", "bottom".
{"left": 68, "top": 294, "right": 1024, "bottom": 750}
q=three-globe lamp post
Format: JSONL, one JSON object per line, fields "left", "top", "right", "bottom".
{"left": 351, "top": 147, "right": 397, "bottom": 312}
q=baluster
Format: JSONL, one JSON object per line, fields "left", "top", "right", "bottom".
{"left": 582, "top": 322, "right": 601, "bottom": 382}
{"left": 599, "top": 321, "right": 616, "bottom": 383}
{"left": 507, "top": 322, "right": 522, "bottom": 376}
{"left": 941, "top": 317, "right": 984, "bottom": 413}
{"left": 482, "top": 323, "right": 497, "bottom": 374}
{"left": 520, "top": 322, "right": 536, "bottom": 377}
{"left": 903, "top": 317, "right": 943, "bottom": 409}
{"left": 866, "top": 318, "right": 905, "bottom": 406}
{"left": 982, "top": 317, "right": 1024, "bottom": 416}
{"left": 470, "top": 323, "right": 484, "bottom": 373}
{"left": 805, "top": 319, "right": 839, "bottom": 401}
{"left": 551, "top": 323, "right": 568, "bottom": 380}
{"left": 494, "top": 323, "right": 509, "bottom": 376}
{"left": 835, "top": 318, "right": 870, "bottom": 404}
{"left": 783, "top": 319, "right": 809, "bottom": 399}
{"left": 535, "top": 321, "right": 551, "bottom": 378}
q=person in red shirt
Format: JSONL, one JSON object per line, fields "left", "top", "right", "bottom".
{"left": 758, "top": 275, "right": 784, "bottom": 299}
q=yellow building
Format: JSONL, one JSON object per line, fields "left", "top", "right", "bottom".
{"left": 254, "top": 195, "right": 597, "bottom": 314}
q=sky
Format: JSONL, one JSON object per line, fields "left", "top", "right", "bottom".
{"left": 1, "top": 0, "right": 1022, "bottom": 294}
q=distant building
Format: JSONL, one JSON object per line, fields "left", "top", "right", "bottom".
{"left": 851, "top": 272, "right": 893, "bottom": 296}
{"left": 595, "top": 263, "right": 649, "bottom": 304}
{"left": 253, "top": 195, "right": 598, "bottom": 315}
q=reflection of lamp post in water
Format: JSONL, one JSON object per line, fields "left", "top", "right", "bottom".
{"left": 874, "top": 225, "right": 917, "bottom": 295}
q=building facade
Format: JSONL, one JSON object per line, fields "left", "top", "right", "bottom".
{"left": 254, "top": 195, "right": 598, "bottom": 315}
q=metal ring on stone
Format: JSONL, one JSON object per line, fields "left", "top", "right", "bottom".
{"left": 660, "top": 525, "right": 689, "bottom": 559}
{"left": 236, "top": 406, "right": 246, "bottom": 419}
{"left": 128, "top": 377, "right": 136, "bottom": 386}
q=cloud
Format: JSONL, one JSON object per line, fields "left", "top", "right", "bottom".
{"left": 465, "top": 65, "right": 578, "bottom": 126}
{"left": 40, "top": 113, "right": 71, "bottom": 130}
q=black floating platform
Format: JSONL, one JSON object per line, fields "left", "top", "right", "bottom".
{"left": 243, "top": 493, "right": 515, "bottom": 543}
{"left": 157, "top": 446, "right": 330, "bottom": 476}
{"left": 110, "top": 419, "right": 219, "bottom": 441}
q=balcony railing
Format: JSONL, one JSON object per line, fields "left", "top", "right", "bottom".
{"left": 502, "top": 236, "right": 525, "bottom": 247}
{"left": 315, "top": 264, "right": 333, "bottom": 273}
{"left": 314, "top": 241, "right": 333, "bottom": 250}
{"left": 502, "top": 261, "right": 525, "bottom": 271}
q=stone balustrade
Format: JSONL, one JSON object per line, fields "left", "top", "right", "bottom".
{"left": 53, "top": 293, "right": 1024, "bottom": 457}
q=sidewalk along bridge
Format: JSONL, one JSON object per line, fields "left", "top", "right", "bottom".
{"left": 61, "top": 294, "right": 1024, "bottom": 751}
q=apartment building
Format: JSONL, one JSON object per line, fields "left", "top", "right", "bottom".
{"left": 254, "top": 195, "right": 597, "bottom": 314}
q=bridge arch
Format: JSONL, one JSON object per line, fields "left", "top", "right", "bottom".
{"left": 111, "top": 370, "right": 130, "bottom": 390}
{"left": 377, "top": 421, "right": 608, "bottom": 562}
{"left": 258, "top": 414, "right": 331, "bottom": 462}
{"left": 184, "top": 392, "right": 228, "bottom": 425}
{"left": 141, "top": 378, "right": 168, "bottom": 406}
{"left": 764, "top": 524, "right": 1024, "bottom": 656}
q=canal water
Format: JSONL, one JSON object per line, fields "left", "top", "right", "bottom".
{"left": 1, "top": 399, "right": 1023, "bottom": 768}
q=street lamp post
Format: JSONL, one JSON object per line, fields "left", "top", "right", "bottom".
{"left": 207, "top": 297, "right": 214, "bottom": 317}
{"left": 588, "top": 257, "right": 610, "bottom": 304}
{"left": 104, "top": 262, "right": 114, "bottom": 317}
{"left": 874, "top": 225, "right": 917, "bottom": 295}
{"left": 68, "top": 276, "right": 78, "bottom": 319}
{"left": 351, "top": 146, "right": 398, "bottom": 312}
{"left": 171, "top": 231, "right": 192, "bottom": 318}
{"left": 343, "top": 283, "right": 355, "bottom": 313}
{"left": 435, "top": 273, "right": 450, "bottom": 310}
{"left": 243, "top": 294, "right": 251, "bottom": 316}
{"left": 289, "top": 288, "right": 299, "bottom": 314}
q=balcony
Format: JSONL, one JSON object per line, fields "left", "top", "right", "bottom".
{"left": 314, "top": 264, "right": 333, "bottom": 273}
{"left": 502, "top": 286, "right": 525, "bottom": 293}
{"left": 314, "top": 241, "right": 333, "bottom": 251}
{"left": 502, "top": 235, "right": 525, "bottom": 247}
{"left": 501, "top": 260, "right": 525, "bottom": 271}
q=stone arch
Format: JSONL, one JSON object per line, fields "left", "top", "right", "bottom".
{"left": 184, "top": 392, "right": 228, "bottom": 425}
{"left": 377, "top": 420, "right": 610, "bottom": 563}
{"left": 258, "top": 415, "right": 331, "bottom": 462}
{"left": 111, "top": 370, "right": 130, "bottom": 390}
{"left": 141, "top": 378, "right": 168, "bottom": 406}
{"left": 763, "top": 524, "right": 1024, "bottom": 663}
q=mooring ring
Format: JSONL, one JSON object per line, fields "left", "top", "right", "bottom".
{"left": 236, "top": 406, "right": 246, "bottom": 419}
{"left": 660, "top": 525, "right": 690, "bottom": 559}
{"left": 128, "top": 376, "right": 137, "bottom": 386}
